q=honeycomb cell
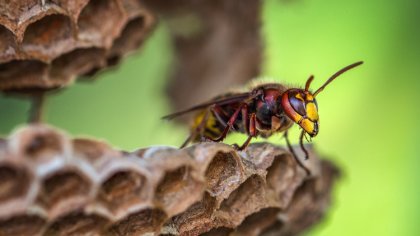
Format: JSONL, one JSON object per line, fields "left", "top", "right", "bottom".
{"left": 0, "top": 165, "right": 30, "bottom": 203}
{"left": 270, "top": 161, "right": 340, "bottom": 236}
{"left": 50, "top": 0, "right": 90, "bottom": 19}
{"left": 205, "top": 152, "right": 242, "bottom": 196}
{"left": 155, "top": 166, "right": 204, "bottom": 216}
{"left": 24, "top": 133, "right": 61, "bottom": 157}
{"left": 0, "top": 25, "right": 17, "bottom": 63}
{"left": 14, "top": 126, "right": 65, "bottom": 162}
{"left": 202, "top": 227, "right": 233, "bottom": 236}
{"left": 119, "top": 0, "right": 143, "bottom": 18}
{"left": 45, "top": 212, "right": 110, "bottom": 236}
{"left": 219, "top": 175, "right": 269, "bottom": 225}
{"left": 266, "top": 155, "right": 292, "bottom": 186}
{"left": 49, "top": 47, "right": 105, "bottom": 80}
{"left": 108, "top": 208, "right": 166, "bottom": 236}
{"left": 168, "top": 193, "right": 217, "bottom": 235}
{"left": 0, "top": 1, "right": 40, "bottom": 25}
{"left": 98, "top": 170, "right": 146, "bottom": 214}
{"left": 260, "top": 221, "right": 284, "bottom": 236}
{"left": 234, "top": 208, "right": 280, "bottom": 236}
{"left": 0, "top": 215, "right": 46, "bottom": 236}
{"left": 77, "top": 0, "right": 125, "bottom": 47}
{"left": 266, "top": 154, "right": 302, "bottom": 206}
{"left": 72, "top": 138, "right": 118, "bottom": 164}
{"left": 37, "top": 170, "right": 91, "bottom": 218}
{"left": 0, "top": 60, "right": 49, "bottom": 91}
{"left": 107, "top": 17, "right": 145, "bottom": 64}
{"left": 22, "top": 14, "right": 74, "bottom": 62}
{"left": 81, "top": 15, "right": 148, "bottom": 76}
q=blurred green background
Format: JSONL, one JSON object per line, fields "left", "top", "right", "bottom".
{"left": 1, "top": 0, "right": 419, "bottom": 235}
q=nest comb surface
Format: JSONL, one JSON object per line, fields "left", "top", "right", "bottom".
{"left": 0, "top": 124, "right": 339, "bottom": 235}
{"left": 0, "top": 0, "right": 155, "bottom": 93}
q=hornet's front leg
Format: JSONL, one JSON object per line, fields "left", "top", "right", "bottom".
{"left": 284, "top": 130, "right": 311, "bottom": 176}
{"left": 299, "top": 130, "right": 310, "bottom": 160}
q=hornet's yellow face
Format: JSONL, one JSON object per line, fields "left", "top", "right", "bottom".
{"left": 281, "top": 89, "right": 319, "bottom": 137}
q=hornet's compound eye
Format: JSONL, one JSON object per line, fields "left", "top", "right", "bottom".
{"left": 288, "top": 91, "right": 306, "bottom": 116}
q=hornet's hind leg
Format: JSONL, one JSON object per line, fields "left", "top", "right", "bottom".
{"left": 233, "top": 112, "right": 258, "bottom": 151}
{"left": 180, "top": 107, "right": 211, "bottom": 148}
{"left": 203, "top": 103, "right": 246, "bottom": 143}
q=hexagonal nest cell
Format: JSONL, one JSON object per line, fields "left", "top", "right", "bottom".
{"left": 0, "top": 60, "right": 50, "bottom": 92}
{"left": 0, "top": 215, "right": 46, "bottom": 236}
{"left": 218, "top": 174, "right": 271, "bottom": 226}
{"left": 165, "top": 193, "right": 217, "bottom": 235}
{"left": 22, "top": 14, "right": 74, "bottom": 62}
{"left": 77, "top": 0, "right": 124, "bottom": 47}
{"left": 205, "top": 151, "right": 242, "bottom": 197}
{"left": 37, "top": 169, "right": 92, "bottom": 218}
{"left": 10, "top": 124, "right": 66, "bottom": 162}
{"left": 108, "top": 208, "right": 167, "bottom": 236}
{"left": 235, "top": 207, "right": 280, "bottom": 236}
{"left": 0, "top": 0, "right": 156, "bottom": 93}
{"left": 0, "top": 25, "right": 17, "bottom": 63}
{"left": 44, "top": 212, "right": 110, "bottom": 236}
{"left": 72, "top": 138, "right": 121, "bottom": 163}
{"left": 0, "top": 165, "right": 31, "bottom": 203}
{"left": 155, "top": 166, "right": 204, "bottom": 216}
{"left": 0, "top": 124, "right": 340, "bottom": 235}
{"left": 98, "top": 170, "right": 146, "bottom": 215}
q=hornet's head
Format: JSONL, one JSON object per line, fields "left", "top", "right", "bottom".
{"left": 281, "top": 61, "right": 364, "bottom": 137}
{"left": 282, "top": 87, "right": 319, "bottom": 137}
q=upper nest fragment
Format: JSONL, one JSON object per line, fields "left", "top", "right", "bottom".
{"left": 0, "top": 0, "right": 155, "bottom": 93}
{"left": 142, "top": 0, "right": 263, "bottom": 113}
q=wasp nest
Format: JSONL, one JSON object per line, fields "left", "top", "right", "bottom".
{"left": 0, "top": 0, "right": 155, "bottom": 93}
{"left": 143, "top": 0, "right": 263, "bottom": 111}
{"left": 0, "top": 124, "right": 339, "bottom": 235}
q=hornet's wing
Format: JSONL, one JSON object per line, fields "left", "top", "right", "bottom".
{"left": 162, "top": 92, "right": 252, "bottom": 120}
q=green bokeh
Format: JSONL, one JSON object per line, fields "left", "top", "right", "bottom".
{"left": 262, "top": 0, "right": 420, "bottom": 235}
{"left": 1, "top": 0, "right": 419, "bottom": 235}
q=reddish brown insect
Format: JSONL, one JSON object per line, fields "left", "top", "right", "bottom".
{"left": 163, "top": 61, "right": 363, "bottom": 174}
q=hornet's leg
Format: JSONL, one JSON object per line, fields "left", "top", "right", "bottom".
{"left": 242, "top": 104, "right": 249, "bottom": 135}
{"left": 204, "top": 103, "right": 244, "bottom": 143}
{"left": 284, "top": 130, "right": 311, "bottom": 176}
{"left": 204, "top": 89, "right": 261, "bottom": 143}
{"left": 180, "top": 133, "right": 193, "bottom": 149}
{"left": 233, "top": 136, "right": 253, "bottom": 151}
{"left": 299, "top": 130, "right": 310, "bottom": 160}
{"left": 180, "top": 107, "right": 211, "bottom": 148}
{"left": 233, "top": 113, "right": 257, "bottom": 151}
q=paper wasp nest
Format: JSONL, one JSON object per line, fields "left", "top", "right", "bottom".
{"left": 142, "top": 0, "right": 263, "bottom": 112}
{"left": 0, "top": 124, "right": 339, "bottom": 235}
{"left": 0, "top": 0, "right": 155, "bottom": 93}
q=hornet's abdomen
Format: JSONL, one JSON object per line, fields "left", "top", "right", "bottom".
{"left": 191, "top": 110, "right": 224, "bottom": 141}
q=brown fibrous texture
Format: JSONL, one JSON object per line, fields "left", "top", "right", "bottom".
{"left": 0, "top": 124, "right": 339, "bottom": 235}
{"left": 143, "top": 0, "right": 263, "bottom": 113}
{"left": 0, "top": 0, "right": 155, "bottom": 93}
